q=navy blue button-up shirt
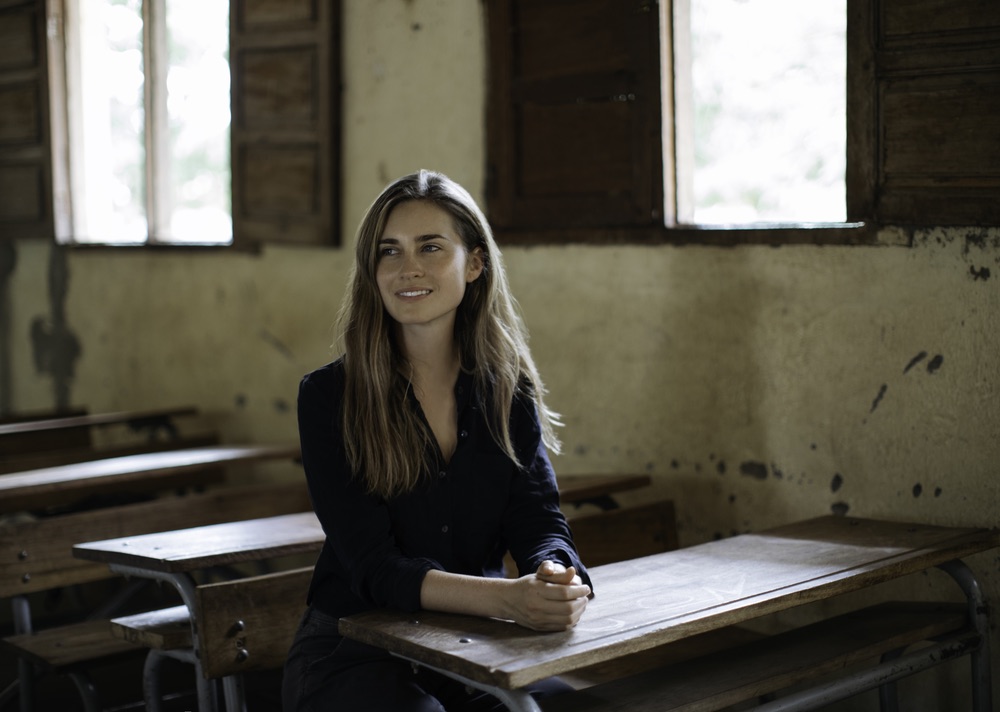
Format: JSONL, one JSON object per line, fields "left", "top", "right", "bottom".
{"left": 297, "top": 359, "right": 590, "bottom": 620}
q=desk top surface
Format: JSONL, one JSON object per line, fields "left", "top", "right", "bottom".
{"left": 0, "top": 406, "right": 198, "bottom": 436}
{"left": 0, "top": 443, "right": 300, "bottom": 513}
{"left": 73, "top": 510, "right": 323, "bottom": 573}
{"left": 340, "top": 515, "right": 1000, "bottom": 689}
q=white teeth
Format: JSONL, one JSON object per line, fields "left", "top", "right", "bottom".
{"left": 399, "top": 290, "right": 430, "bottom": 297}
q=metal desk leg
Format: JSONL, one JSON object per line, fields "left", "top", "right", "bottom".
{"left": 222, "top": 675, "right": 248, "bottom": 712}
{"left": 390, "top": 655, "right": 543, "bottom": 712}
{"left": 11, "top": 595, "right": 33, "bottom": 712}
{"left": 938, "top": 559, "right": 993, "bottom": 712}
{"left": 110, "top": 565, "right": 221, "bottom": 712}
{"left": 877, "top": 647, "right": 902, "bottom": 712}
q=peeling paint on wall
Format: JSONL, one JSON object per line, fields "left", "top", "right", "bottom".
{"left": 29, "top": 247, "right": 80, "bottom": 409}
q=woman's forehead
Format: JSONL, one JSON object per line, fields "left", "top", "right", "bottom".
{"left": 381, "top": 200, "right": 460, "bottom": 240}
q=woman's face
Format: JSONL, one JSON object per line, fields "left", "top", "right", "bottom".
{"left": 375, "top": 200, "right": 483, "bottom": 335}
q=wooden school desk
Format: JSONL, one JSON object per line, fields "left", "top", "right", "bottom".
{"left": 72, "top": 511, "right": 325, "bottom": 712}
{"left": 0, "top": 443, "right": 301, "bottom": 513}
{"left": 340, "top": 516, "right": 999, "bottom": 712}
{"left": 0, "top": 406, "right": 197, "bottom": 440}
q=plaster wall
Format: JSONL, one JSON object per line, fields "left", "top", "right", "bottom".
{"left": 2, "top": 2, "right": 998, "bottom": 709}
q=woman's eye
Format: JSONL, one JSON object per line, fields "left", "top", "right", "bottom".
{"left": 379, "top": 246, "right": 398, "bottom": 257}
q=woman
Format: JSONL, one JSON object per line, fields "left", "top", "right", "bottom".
{"left": 283, "top": 170, "right": 591, "bottom": 711}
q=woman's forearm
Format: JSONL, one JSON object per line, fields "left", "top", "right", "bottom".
{"left": 419, "top": 562, "right": 590, "bottom": 632}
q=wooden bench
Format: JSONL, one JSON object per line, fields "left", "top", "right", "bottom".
{"left": 0, "top": 480, "right": 312, "bottom": 712}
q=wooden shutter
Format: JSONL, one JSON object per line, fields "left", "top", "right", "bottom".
{"left": 852, "top": 0, "right": 1000, "bottom": 225}
{"left": 486, "top": 0, "right": 663, "bottom": 233}
{"left": 0, "top": 0, "right": 53, "bottom": 241}
{"left": 230, "top": 0, "right": 340, "bottom": 247}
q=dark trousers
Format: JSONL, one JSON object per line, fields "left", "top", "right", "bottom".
{"left": 282, "top": 606, "right": 573, "bottom": 712}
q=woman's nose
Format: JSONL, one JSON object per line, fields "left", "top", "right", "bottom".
{"left": 399, "top": 251, "right": 423, "bottom": 277}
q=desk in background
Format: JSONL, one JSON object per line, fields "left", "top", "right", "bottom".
{"left": 0, "top": 443, "right": 301, "bottom": 514}
{"left": 73, "top": 511, "right": 324, "bottom": 712}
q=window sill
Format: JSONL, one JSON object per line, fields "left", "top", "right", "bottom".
{"left": 494, "top": 222, "right": 879, "bottom": 247}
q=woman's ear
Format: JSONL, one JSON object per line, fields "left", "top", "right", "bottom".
{"left": 466, "top": 247, "right": 485, "bottom": 283}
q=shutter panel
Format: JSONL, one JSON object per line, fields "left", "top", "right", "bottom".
{"left": 0, "top": 0, "right": 53, "bottom": 240}
{"left": 486, "top": 0, "right": 663, "bottom": 231}
{"left": 231, "top": 0, "right": 340, "bottom": 247}
{"left": 866, "top": 0, "right": 1000, "bottom": 225}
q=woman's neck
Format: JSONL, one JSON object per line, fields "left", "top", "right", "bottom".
{"left": 397, "top": 325, "right": 461, "bottom": 394}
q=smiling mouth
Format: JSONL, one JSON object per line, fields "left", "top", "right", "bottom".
{"left": 398, "top": 289, "right": 431, "bottom": 298}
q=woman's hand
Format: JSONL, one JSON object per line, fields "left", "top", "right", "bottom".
{"left": 506, "top": 560, "right": 591, "bottom": 632}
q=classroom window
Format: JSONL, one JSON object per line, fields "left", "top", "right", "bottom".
{"left": 53, "top": 0, "right": 232, "bottom": 245}
{"left": 673, "top": 0, "right": 846, "bottom": 225}
{"left": 485, "top": 0, "right": 860, "bottom": 241}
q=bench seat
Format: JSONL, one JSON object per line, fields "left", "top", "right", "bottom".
{"left": 3, "top": 619, "right": 141, "bottom": 671}
{"left": 541, "top": 601, "right": 969, "bottom": 712}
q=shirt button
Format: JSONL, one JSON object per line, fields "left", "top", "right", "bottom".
{"left": 438, "top": 470, "right": 447, "bottom": 479}
{"left": 441, "top": 525, "right": 449, "bottom": 533}
{"left": 459, "top": 430, "right": 468, "bottom": 439}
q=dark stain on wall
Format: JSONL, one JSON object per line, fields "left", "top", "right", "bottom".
{"left": 831, "top": 473, "right": 843, "bottom": 492}
{"left": 903, "top": 351, "right": 927, "bottom": 374}
{"left": 30, "top": 247, "right": 81, "bottom": 409}
{"left": 926, "top": 354, "right": 944, "bottom": 374}
{"left": 259, "top": 329, "right": 294, "bottom": 360}
{"left": 869, "top": 384, "right": 888, "bottom": 413}
{"left": 970, "top": 265, "right": 991, "bottom": 281}
{"left": 831, "top": 502, "right": 850, "bottom": 516}
{"left": 913, "top": 483, "right": 923, "bottom": 497}
{"left": 716, "top": 460, "right": 726, "bottom": 475}
{"left": 739, "top": 461, "right": 769, "bottom": 480}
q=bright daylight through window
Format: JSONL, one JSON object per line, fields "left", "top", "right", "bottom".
{"left": 676, "top": 0, "right": 846, "bottom": 225}
{"left": 58, "top": 0, "right": 231, "bottom": 245}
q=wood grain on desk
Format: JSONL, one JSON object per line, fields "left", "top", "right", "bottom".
{"left": 339, "top": 516, "right": 999, "bottom": 690}
{"left": 0, "top": 443, "right": 301, "bottom": 512}
{"left": 72, "top": 511, "right": 323, "bottom": 572}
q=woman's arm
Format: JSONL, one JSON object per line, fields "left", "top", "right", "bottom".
{"left": 420, "top": 560, "right": 590, "bottom": 632}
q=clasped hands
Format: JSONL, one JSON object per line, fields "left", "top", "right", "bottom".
{"left": 509, "top": 560, "right": 591, "bottom": 632}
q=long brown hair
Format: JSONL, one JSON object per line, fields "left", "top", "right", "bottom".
{"left": 337, "top": 170, "right": 560, "bottom": 498}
